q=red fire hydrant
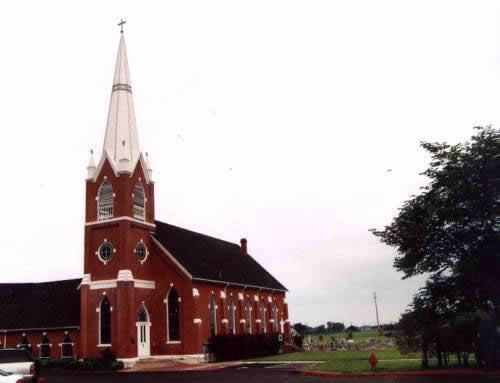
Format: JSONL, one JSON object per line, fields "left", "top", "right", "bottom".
{"left": 369, "top": 352, "right": 378, "bottom": 371}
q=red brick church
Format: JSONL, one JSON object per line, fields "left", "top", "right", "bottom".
{"left": 0, "top": 29, "right": 290, "bottom": 364}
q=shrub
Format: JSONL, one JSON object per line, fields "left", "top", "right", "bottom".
{"left": 63, "top": 349, "right": 123, "bottom": 371}
{"left": 209, "top": 333, "right": 281, "bottom": 361}
{"left": 39, "top": 359, "right": 73, "bottom": 368}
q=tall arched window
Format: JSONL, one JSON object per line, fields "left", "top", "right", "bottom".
{"left": 260, "top": 302, "right": 266, "bottom": 334}
{"left": 99, "top": 297, "right": 111, "bottom": 345}
{"left": 40, "top": 333, "right": 51, "bottom": 359}
{"left": 229, "top": 300, "right": 236, "bottom": 335}
{"left": 98, "top": 181, "right": 114, "bottom": 220}
{"left": 61, "top": 332, "right": 73, "bottom": 359}
{"left": 18, "top": 334, "right": 31, "bottom": 353}
{"left": 167, "top": 289, "right": 180, "bottom": 342}
{"left": 245, "top": 301, "right": 252, "bottom": 334}
{"left": 133, "top": 183, "right": 145, "bottom": 220}
{"left": 272, "top": 303, "right": 279, "bottom": 333}
{"left": 209, "top": 295, "right": 217, "bottom": 337}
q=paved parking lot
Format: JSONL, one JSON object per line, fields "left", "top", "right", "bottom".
{"left": 42, "top": 364, "right": 499, "bottom": 383}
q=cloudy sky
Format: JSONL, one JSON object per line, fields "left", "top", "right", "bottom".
{"left": 1, "top": 0, "right": 499, "bottom": 326}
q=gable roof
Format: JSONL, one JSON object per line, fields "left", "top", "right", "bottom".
{"left": 0, "top": 279, "right": 81, "bottom": 332}
{"left": 152, "top": 220, "right": 287, "bottom": 291}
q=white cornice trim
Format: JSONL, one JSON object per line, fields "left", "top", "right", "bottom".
{"left": 134, "top": 279, "right": 155, "bottom": 289}
{"left": 85, "top": 216, "right": 156, "bottom": 228}
{"left": 86, "top": 272, "right": 155, "bottom": 290}
{"left": 90, "top": 280, "right": 117, "bottom": 290}
{"left": 150, "top": 236, "right": 193, "bottom": 279}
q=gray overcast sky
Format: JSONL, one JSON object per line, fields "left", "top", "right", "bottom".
{"left": 1, "top": 0, "right": 499, "bottom": 326}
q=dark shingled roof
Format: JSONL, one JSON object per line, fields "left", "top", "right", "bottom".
{"left": 153, "top": 220, "right": 287, "bottom": 291}
{"left": 0, "top": 279, "right": 81, "bottom": 331}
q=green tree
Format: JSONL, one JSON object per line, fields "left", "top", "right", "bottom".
{"left": 371, "top": 127, "right": 500, "bottom": 315}
{"left": 372, "top": 127, "right": 500, "bottom": 368}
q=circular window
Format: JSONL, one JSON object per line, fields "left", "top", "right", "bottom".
{"left": 135, "top": 242, "right": 148, "bottom": 263}
{"left": 99, "top": 243, "right": 114, "bottom": 263}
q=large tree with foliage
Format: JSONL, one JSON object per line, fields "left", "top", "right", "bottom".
{"left": 371, "top": 127, "right": 500, "bottom": 315}
{"left": 373, "top": 127, "right": 499, "bottom": 368}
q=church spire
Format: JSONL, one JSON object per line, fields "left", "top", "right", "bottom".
{"left": 102, "top": 25, "right": 140, "bottom": 174}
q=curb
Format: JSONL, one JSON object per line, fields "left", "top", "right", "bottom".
{"left": 299, "top": 369, "right": 500, "bottom": 379}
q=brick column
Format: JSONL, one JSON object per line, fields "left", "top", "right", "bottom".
{"left": 192, "top": 288, "right": 203, "bottom": 353}
{"left": 117, "top": 270, "right": 135, "bottom": 358}
{"left": 80, "top": 275, "right": 90, "bottom": 358}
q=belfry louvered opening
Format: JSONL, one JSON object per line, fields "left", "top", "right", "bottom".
{"left": 133, "top": 183, "right": 145, "bottom": 220}
{"left": 98, "top": 181, "right": 114, "bottom": 220}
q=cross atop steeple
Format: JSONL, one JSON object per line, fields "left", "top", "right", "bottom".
{"left": 117, "top": 19, "right": 126, "bottom": 33}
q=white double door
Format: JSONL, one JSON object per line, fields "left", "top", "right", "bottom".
{"left": 137, "top": 322, "right": 151, "bottom": 358}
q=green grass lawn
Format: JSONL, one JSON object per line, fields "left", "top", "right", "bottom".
{"left": 253, "top": 349, "right": 414, "bottom": 362}
{"left": 251, "top": 350, "right": 477, "bottom": 373}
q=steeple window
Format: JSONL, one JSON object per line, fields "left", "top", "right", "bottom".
{"left": 98, "top": 181, "right": 114, "bottom": 220}
{"left": 133, "top": 183, "right": 145, "bottom": 220}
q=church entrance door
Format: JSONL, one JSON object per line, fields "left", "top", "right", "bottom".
{"left": 137, "top": 306, "right": 151, "bottom": 358}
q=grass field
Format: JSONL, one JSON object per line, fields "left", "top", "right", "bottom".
{"left": 251, "top": 350, "right": 474, "bottom": 373}
{"left": 253, "top": 350, "right": 414, "bottom": 362}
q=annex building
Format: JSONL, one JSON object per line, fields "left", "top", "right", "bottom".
{"left": 0, "top": 30, "right": 290, "bottom": 363}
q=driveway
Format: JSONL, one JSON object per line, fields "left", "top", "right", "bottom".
{"left": 42, "top": 364, "right": 499, "bottom": 383}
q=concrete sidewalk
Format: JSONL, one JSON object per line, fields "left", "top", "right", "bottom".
{"left": 121, "top": 358, "right": 239, "bottom": 373}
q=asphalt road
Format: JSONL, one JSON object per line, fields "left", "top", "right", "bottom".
{"left": 42, "top": 365, "right": 499, "bottom": 383}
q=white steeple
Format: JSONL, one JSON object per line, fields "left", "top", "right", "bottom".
{"left": 102, "top": 29, "right": 141, "bottom": 174}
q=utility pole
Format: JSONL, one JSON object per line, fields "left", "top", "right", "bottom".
{"left": 374, "top": 292, "right": 381, "bottom": 334}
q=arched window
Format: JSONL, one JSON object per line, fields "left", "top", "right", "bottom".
{"left": 167, "top": 289, "right": 180, "bottom": 342}
{"left": 61, "top": 332, "right": 73, "bottom": 359}
{"left": 229, "top": 300, "right": 236, "bottom": 335}
{"left": 245, "top": 301, "right": 252, "bottom": 334}
{"left": 99, "top": 297, "right": 111, "bottom": 345}
{"left": 209, "top": 295, "right": 217, "bottom": 337}
{"left": 273, "top": 303, "right": 279, "bottom": 333}
{"left": 138, "top": 306, "right": 149, "bottom": 322}
{"left": 18, "top": 333, "right": 31, "bottom": 353}
{"left": 40, "top": 333, "right": 51, "bottom": 359}
{"left": 260, "top": 302, "right": 266, "bottom": 334}
{"left": 133, "top": 183, "right": 145, "bottom": 220}
{"left": 98, "top": 181, "right": 114, "bottom": 220}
